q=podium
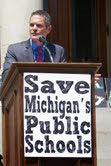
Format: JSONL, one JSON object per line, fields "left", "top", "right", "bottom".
{"left": 0, "top": 62, "right": 101, "bottom": 166}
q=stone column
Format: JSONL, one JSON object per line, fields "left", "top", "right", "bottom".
{"left": 0, "top": 0, "right": 43, "bottom": 155}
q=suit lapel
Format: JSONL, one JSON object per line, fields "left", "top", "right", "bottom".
{"left": 44, "top": 44, "right": 56, "bottom": 62}
{"left": 23, "top": 39, "right": 34, "bottom": 62}
{"left": 23, "top": 41, "right": 56, "bottom": 62}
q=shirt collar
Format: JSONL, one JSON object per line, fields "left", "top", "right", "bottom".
{"left": 30, "top": 38, "right": 44, "bottom": 50}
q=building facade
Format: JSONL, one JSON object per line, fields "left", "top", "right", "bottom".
{"left": 0, "top": 0, "right": 111, "bottom": 165}
{"left": 0, "top": 0, "right": 111, "bottom": 77}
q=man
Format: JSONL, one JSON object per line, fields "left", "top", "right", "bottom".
{"left": 2, "top": 10, "right": 66, "bottom": 79}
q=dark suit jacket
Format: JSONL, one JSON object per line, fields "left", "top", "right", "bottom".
{"left": 2, "top": 39, "right": 66, "bottom": 79}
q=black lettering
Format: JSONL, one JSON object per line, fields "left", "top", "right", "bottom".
{"left": 44, "top": 135, "right": 55, "bottom": 153}
{"left": 56, "top": 81, "right": 73, "bottom": 94}
{"left": 41, "top": 80, "right": 55, "bottom": 93}
{"left": 67, "top": 141, "right": 76, "bottom": 153}
{"left": 75, "top": 81, "right": 89, "bottom": 94}
{"left": 84, "top": 140, "right": 91, "bottom": 153}
{"left": 59, "top": 101, "right": 65, "bottom": 118}
{"left": 56, "top": 141, "right": 65, "bottom": 153}
{"left": 35, "top": 140, "right": 43, "bottom": 153}
{"left": 73, "top": 101, "right": 80, "bottom": 113}
{"left": 25, "top": 116, "right": 38, "bottom": 134}
{"left": 86, "top": 101, "right": 91, "bottom": 113}
{"left": 25, "top": 95, "right": 36, "bottom": 112}
{"left": 77, "top": 135, "right": 82, "bottom": 153}
{"left": 53, "top": 117, "right": 64, "bottom": 134}
{"left": 25, "top": 135, "right": 33, "bottom": 153}
{"left": 47, "top": 96, "right": 54, "bottom": 112}
{"left": 41, "top": 100, "right": 47, "bottom": 112}
{"left": 39, "top": 121, "right": 51, "bottom": 134}
{"left": 73, "top": 116, "right": 79, "bottom": 134}
{"left": 25, "top": 75, "right": 38, "bottom": 93}
{"left": 66, "top": 101, "right": 72, "bottom": 113}
{"left": 65, "top": 116, "right": 72, "bottom": 134}
{"left": 81, "top": 121, "right": 90, "bottom": 134}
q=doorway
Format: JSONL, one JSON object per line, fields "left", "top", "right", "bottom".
{"left": 44, "top": 0, "right": 107, "bottom": 76}
{"left": 71, "top": 0, "right": 96, "bottom": 63}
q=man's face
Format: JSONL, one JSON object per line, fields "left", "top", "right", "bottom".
{"left": 29, "top": 15, "right": 51, "bottom": 44}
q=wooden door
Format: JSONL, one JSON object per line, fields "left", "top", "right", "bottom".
{"left": 46, "top": 0, "right": 72, "bottom": 62}
{"left": 46, "top": 0, "right": 107, "bottom": 76}
{"left": 96, "top": 0, "right": 107, "bottom": 76}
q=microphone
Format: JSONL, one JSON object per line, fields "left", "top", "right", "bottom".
{"left": 37, "top": 35, "right": 54, "bottom": 63}
{"left": 37, "top": 35, "right": 48, "bottom": 44}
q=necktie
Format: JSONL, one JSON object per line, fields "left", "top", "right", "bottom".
{"left": 35, "top": 47, "right": 43, "bottom": 62}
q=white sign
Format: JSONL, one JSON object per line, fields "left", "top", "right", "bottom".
{"left": 24, "top": 73, "right": 92, "bottom": 158}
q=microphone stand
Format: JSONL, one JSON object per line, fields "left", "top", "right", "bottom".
{"left": 37, "top": 35, "right": 54, "bottom": 63}
{"left": 43, "top": 44, "right": 54, "bottom": 63}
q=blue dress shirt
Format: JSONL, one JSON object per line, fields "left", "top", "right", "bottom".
{"left": 31, "top": 39, "right": 45, "bottom": 61}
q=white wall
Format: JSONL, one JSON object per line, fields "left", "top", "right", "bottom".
{"left": 96, "top": 108, "right": 111, "bottom": 166}
{"left": 0, "top": 0, "right": 43, "bottom": 155}
{"left": 0, "top": 0, "right": 43, "bottom": 70}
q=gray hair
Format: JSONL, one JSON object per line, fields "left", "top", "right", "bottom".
{"left": 30, "top": 10, "right": 51, "bottom": 26}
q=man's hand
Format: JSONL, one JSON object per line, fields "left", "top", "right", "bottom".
{"left": 95, "top": 74, "right": 101, "bottom": 83}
